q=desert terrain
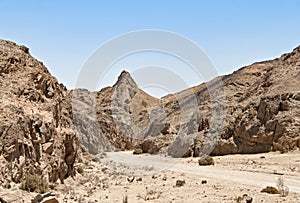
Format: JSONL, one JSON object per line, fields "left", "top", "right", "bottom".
{"left": 1, "top": 151, "right": 300, "bottom": 202}
{"left": 0, "top": 39, "right": 299, "bottom": 202}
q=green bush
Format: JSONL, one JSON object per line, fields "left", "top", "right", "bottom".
{"left": 20, "top": 175, "right": 48, "bottom": 193}
{"left": 198, "top": 156, "right": 215, "bottom": 166}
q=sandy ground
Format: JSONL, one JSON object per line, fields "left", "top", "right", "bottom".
{"left": 1, "top": 151, "right": 300, "bottom": 202}
{"left": 59, "top": 151, "right": 300, "bottom": 203}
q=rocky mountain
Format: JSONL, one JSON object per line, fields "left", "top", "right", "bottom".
{"left": 72, "top": 70, "right": 161, "bottom": 155}
{"left": 74, "top": 44, "right": 300, "bottom": 158}
{"left": 0, "top": 40, "right": 81, "bottom": 188}
{"left": 0, "top": 38, "right": 299, "bottom": 191}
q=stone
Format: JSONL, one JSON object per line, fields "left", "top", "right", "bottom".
{"left": 293, "top": 92, "right": 300, "bottom": 101}
{"left": 198, "top": 156, "right": 214, "bottom": 166}
{"left": 201, "top": 180, "right": 207, "bottom": 184}
{"left": 245, "top": 196, "right": 253, "bottom": 203}
{"left": 42, "top": 142, "right": 53, "bottom": 154}
{"left": 136, "top": 177, "right": 142, "bottom": 181}
{"left": 127, "top": 176, "right": 135, "bottom": 182}
{"left": 279, "top": 101, "right": 289, "bottom": 111}
{"left": 40, "top": 197, "right": 59, "bottom": 203}
{"left": 176, "top": 180, "right": 185, "bottom": 187}
{"left": 152, "top": 174, "right": 157, "bottom": 179}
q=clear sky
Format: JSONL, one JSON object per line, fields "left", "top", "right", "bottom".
{"left": 1, "top": 0, "right": 300, "bottom": 97}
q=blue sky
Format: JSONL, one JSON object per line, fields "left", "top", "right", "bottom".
{"left": 1, "top": 1, "right": 300, "bottom": 97}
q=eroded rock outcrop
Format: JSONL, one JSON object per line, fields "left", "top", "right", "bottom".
{"left": 73, "top": 70, "right": 162, "bottom": 154}
{"left": 129, "top": 46, "right": 300, "bottom": 157}
{"left": 0, "top": 40, "right": 80, "bottom": 187}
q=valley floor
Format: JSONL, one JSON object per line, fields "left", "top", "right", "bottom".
{"left": 1, "top": 151, "right": 300, "bottom": 203}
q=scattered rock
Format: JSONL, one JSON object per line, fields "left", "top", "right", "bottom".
{"left": 201, "top": 180, "right": 207, "bottom": 184}
{"left": 40, "top": 197, "right": 58, "bottom": 203}
{"left": 31, "top": 192, "right": 57, "bottom": 203}
{"left": 127, "top": 176, "right": 135, "bottom": 182}
{"left": 247, "top": 160, "right": 256, "bottom": 165}
{"left": 176, "top": 180, "right": 185, "bottom": 187}
{"left": 198, "top": 156, "right": 215, "bottom": 166}
{"left": 260, "top": 186, "right": 280, "bottom": 194}
{"left": 279, "top": 101, "right": 289, "bottom": 111}
{"left": 245, "top": 196, "right": 253, "bottom": 203}
{"left": 236, "top": 194, "right": 253, "bottom": 203}
{"left": 0, "top": 197, "right": 7, "bottom": 203}
{"left": 152, "top": 174, "right": 157, "bottom": 179}
{"left": 136, "top": 177, "right": 142, "bottom": 181}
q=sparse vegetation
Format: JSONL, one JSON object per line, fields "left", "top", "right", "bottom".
{"left": 137, "top": 186, "right": 162, "bottom": 201}
{"left": 141, "top": 100, "right": 148, "bottom": 108}
{"left": 260, "top": 186, "right": 280, "bottom": 194}
{"left": 123, "top": 195, "right": 128, "bottom": 203}
{"left": 234, "top": 194, "right": 253, "bottom": 203}
{"left": 277, "top": 177, "right": 289, "bottom": 197}
{"left": 198, "top": 156, "right": 215, "bottom": 166}
{"left": 133, "top": 148, "right": 143, "bottom": 155}
{"left": 20, "top": 175, "right": 48, "bottom": 193}
{"left": 234, "top": 196, "right": 244, "bottom": 203}
{"left": 260, "top": 177, "right": 289, "bottom": 197}
{"left": 77, "top": 167, "right": 84, "bottom": 174}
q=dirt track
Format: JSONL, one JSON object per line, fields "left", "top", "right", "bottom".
{"left": 103, "top": 151, "right": 300, "bottom": 193}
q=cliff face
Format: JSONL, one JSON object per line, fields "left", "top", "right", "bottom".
{"left": 0, "top": 40, "right": 79, "bottom": 187}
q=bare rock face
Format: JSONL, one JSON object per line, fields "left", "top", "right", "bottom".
{"left": 0, "top": 40, "right": 79, "bottom": 187}
{"left": 73, "top": 70, "right": 162, "bottom": 154}
{"left": 125, "top": 46, "right": 300, "bottom": 157}
{"left": 232, "top": 94, "right": 300, "bottom": 153}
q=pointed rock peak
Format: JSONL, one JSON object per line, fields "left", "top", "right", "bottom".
{"left": 113, "top": 70, "right": 137, "bottom": 88}
{"left": 119, "top": 70, "right": 132, "bottom": 80}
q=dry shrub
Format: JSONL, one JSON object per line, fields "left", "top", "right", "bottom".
{"left": 77, "top": 167, "right": 84, "bottom": 174}
{"left": 20, "top": 175, "right": 48, "bottom": 193}
{"left": 277, "top": 177, "right": 289, "bottom": 197}
{"left": 133, "top": 148, "right": 143, "bottom": 155}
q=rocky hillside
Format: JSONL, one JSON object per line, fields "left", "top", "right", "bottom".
{"left": 135, "top": 46, "right": 300, "bottom": 157}
{"left": 74, "top": 44, "right": 300, "bottom": 158}
{"left": 0, "top": 40, "right": 81, "bottom": 188}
